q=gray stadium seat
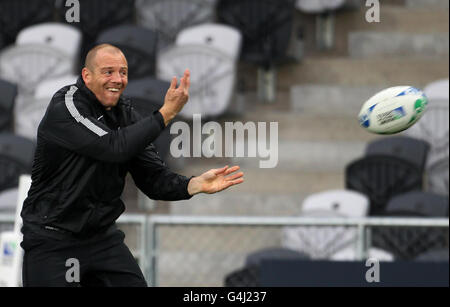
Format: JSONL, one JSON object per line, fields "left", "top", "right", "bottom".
{"left": 295, "top": 0, "right": 346, "bottom": 13}
{"left": 57, "top": 0, "right": 136, "bottom": 69}
{"left": 16, "top": 22, "right": 82, "bottom": 70}
{"left": 384, "top": 191, "right": 449, "bottom": 217}
{"left": 0, "top": 134, "right": 35, "bottom": 192}
{"left": 96, "top": 25, "right": 158, "bottom": 80}
{"left": 372, "top": 191, "right": 449, "bottom": 261}
{"left": 0, "top": 0, "right": 55, "bottom": 46}
{"left": 124, "top": 77, "right": 172, "bottom": 161}
{"left": 346, "top": 155, "right": 423, "bottom": 215}
{"left": 415, "top": 249, "right": 449, "bottom": 262}
{"left": 15, "top": 75, "right": 78, "bottom": 140}
{"left": 124, "top": 77, "right": 169, "bottom": 117}
{"left": 176, "top": 23, "right": 242, "bottom": 61}
{"left": 136, "top": 0, "right": 217, "bottom": 52}
{"left": 0, "top": 34, "right": 5, "bottom": 50}
{"left": 217, "top": 0, "right": 295, "bottom": 68}
{"left": 366, "top": 136, "right": 430, "bottom": 173}
{"left": 404, "top": 79, "right": 449, "bottom": 168}
{"left": 0, "top": 44, "right": 74, "bottom": 96}
{"left": 427, "top": 157, "right": 449, "bottom": 196}
{"left": 282, "top": 190, "right": 369, "bottom": 260}
{"left": 245, "top": 247, "right": 310, "bottom": 267}
{"left": 157, "top": 44, "right": 237, "bottom": 119}
{"left": 0, "top": 79, "right": 17, "bottom": 132}
{"left": 224, "top": 247, "right": 309, "bottom": 287}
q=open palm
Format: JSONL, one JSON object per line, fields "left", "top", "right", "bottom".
{"left": 197, "top": 166, "right": 244, "bottom": 195}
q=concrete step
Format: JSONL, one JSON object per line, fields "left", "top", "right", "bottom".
{"left": 170, "top": 169, "right": 346, "bottom": 216}
{"left": 335, "top": 5, "right": 449, "bottom": 35}
{"left": 406, "top": 0, "right": 449, "bottom": 9}
{"left": 290, "top": 84, "right": 385, "bottom": 116}
{"left": 212, "top": 111, "right": 379, "bottom": 142}
{"left": 230, "top": 140, "right": 366, "bottom": 171}
{"left": 330, "top": 5, "right": 449, "bottom": 55}
{"left": 275, "top": 56, "right": 449, "bottom": 90}
{"left": 348, "top": 32, "right": 449, "bottom": 58}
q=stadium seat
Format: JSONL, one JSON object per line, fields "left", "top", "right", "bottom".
{"left": 0, "top": 134, "right": 34, "bottom": 213}
{"left": 299, "top": 189, "right": 369, "bottom": 217}
{"left": 0, "top": 0, "right": 55, "bottom": 46}
{"left": 382, "top": 191, "right": 449, "bottom": 217}
{"left": 15, "top": 75, "right": 78, "bottom": 140}
{"left": 245, "top": 247, "right": 309, "bottom": 267}
{"left": 96, "top": 25, "right": 158, "bottom": 80}
{"left": 176, "top": 24, "right": 242, "bottom": 61}
{"left": 157, "top": 44, "right": 237, "bottom": 118}
{"left": 124, "top": 77, "right": 172, "bottom": 161}
{"left": 346, "top": 155, "right": 423, "bottom": 216}
{"left": 0, "top": 134, "right": 35, "bottom": 189}
{"left": 371, "top": 223, "right": 449, "bottom": 261}
{"left": 295, "top": 0, "right": 346, "bottom": 13}
{"left": 403, "top": 79, "right": 449, "bottom": 196}
{"left": 16, "top": 22, "right": 82, "bottom": 68}
{"left": 0, "top": 44, "right": 74, "bottom": 96}
{"left": 295, "top": 0, "right": 347, "bottom": 50}
{"left": 224, "top": 247, "right": 309, "bottom": 286}
{"left": 330, "top": 246, "right": 395, "bottom": 262}
{"left": 371, "top": 190, "right": 449, "bottom": 261}
{"left": 404, "top": 79, "right": 449, "bottom": 167}
{"left": 217, "top": 0, "right": 295, "bottom": 68}
{"left": 282, "top": 190, "right": 369, "bottom": 260}
{"left": 136, "top": 0, "right": 217, "bottom": 52}
{"left": 0, "top": 34, "right": 5, "bottom": 51}
{"left": 0, "top": 79, "right": 17, "bottom": 132}
{"left": 427, "top": 157, "right": 449, "bottom": 196}
{"left": 57, "top": 0, "right": 136, "bottom": 69}
{"left": 223, "top": 265, "right": 259, "bottom": 287}
{"left": 415, "top": 248, "right": 449, "bottom": 262}
{"left": 365, "top": 136, "right": 430, "bottom": 173}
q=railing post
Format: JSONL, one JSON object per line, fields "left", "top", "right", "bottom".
{"left": 356, "top": 222, "right": 366, "bottom": 261}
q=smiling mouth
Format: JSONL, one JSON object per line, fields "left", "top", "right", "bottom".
{"left": 107, "top": 88, "right": 121, "bottom": 93}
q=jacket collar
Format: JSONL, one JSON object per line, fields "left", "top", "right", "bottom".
{"left": 75, "top": 76, "right": 127, "bottom": 110}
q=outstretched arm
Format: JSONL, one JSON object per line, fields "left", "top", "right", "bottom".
{"left": 187, "top": 166, "right": 244, "bottom": 196}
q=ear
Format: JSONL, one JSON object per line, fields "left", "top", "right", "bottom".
{"left": 82, "top": 67, "right": 91, "bottom": 85}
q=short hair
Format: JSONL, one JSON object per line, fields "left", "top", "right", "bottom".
{"left": 84, "top": 44, "right": 126, "bottom": 71}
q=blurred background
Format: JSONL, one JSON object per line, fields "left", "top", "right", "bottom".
{"left": 0, "top": 0, "right": 448, "bottom": 287}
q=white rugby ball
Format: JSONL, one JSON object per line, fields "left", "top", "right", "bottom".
{"left": 358, "top": 86, "right": 428, "bottom": 135}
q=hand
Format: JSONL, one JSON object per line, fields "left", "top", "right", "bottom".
{"left": 159, "top": 69, "right": 191, "bottom": 126}
{"left": 187, "top": 166, "right": 244, "bottom": 196}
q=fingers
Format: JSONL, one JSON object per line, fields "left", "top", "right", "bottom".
{"left": 169, "top": 76, "right": 177, "bottom": 90}
{"left": 224, "top": 166, "right": 240, "bottom": 176}
{"left": 214, "top": 166, "right": 229, "bottom": 175}
{"left": 226, "top": 172, "right": 244, "bottom": 181}
{"left": 224, "top": 178, "right": 244, "bottom": 190}
{"left": 179, "top": 69, "right": 190, "bottom": 91}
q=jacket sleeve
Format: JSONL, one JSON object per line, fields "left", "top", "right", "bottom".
{"left": 128, "top": 144, "right": 194, "bottom": 201}
{"left": 41, "top": 86, "right": 165, "bottom": 163}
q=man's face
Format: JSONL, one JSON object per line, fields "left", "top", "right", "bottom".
{"left": 82, "top": 50, "right": 128, "bottom": 109}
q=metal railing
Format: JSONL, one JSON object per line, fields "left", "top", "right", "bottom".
{"left": 1, "top": 213, "right": 448, "bottom": 287}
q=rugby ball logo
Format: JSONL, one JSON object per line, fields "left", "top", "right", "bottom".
{"left": 358, "top": 86, "right": 428, "bottom": 135}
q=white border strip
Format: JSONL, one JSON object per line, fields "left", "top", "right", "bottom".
{"left": 65, "top": 86, "right": 108, "bottom": 137}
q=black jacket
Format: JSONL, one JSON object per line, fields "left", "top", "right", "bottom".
{"left": 21, "top": 77, "right": 192, "bottom": 237}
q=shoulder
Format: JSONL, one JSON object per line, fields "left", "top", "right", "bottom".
{"left": 47, "top": 85, "right": 90, "bottom": 119}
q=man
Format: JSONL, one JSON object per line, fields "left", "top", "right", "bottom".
{"left": 20, "top": 44, "right": 244, "bottom": 287}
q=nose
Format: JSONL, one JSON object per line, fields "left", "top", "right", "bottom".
{"left": 111, "top": 71, "right": 123, "bottom": 84}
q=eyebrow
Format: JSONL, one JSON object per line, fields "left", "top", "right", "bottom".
{"left": 100, "top": 67, "right": 128, "bottom": 70}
